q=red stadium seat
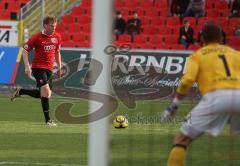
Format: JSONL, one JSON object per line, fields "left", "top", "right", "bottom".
{"left": 195, "top": 25, "right": 203, "bottom": 37}
{"left": 214, "top": 1, "right": 228, "bottom": 10}
{"left": 159, "top": 8, "right": 170, "bottom": 16}
{"left": 144, "top": 43, "right": 158, "bottom": 49}
{"left": 7, "top": 2, "right": 19, "bottom": 12}
{"left": 172, "top": 26, "right": 180, "bottom": 35}
{"left": 56, "top": 24, "right": 65, "bottom": 32}
{"left": 228, "top": 37, "right": 240, "bottom": 46}
{"left": 166, "top": 17, "right": 181, "bottom": 26}
{"left": 72, "top": 7, "right": 86, "bottom": 15}
{"left": 142, "top": 26, "right": 157, "bottom": 35}
{"left": 215, "top": 17, "right": 229, "bottom": 28}
{"left": 132, "top": 43, "right": 144, "bottom": 49}
{"left": 0, "top": 11, "right": 10, "bottom": 20}
{"left": 118, "top": 34, "right": 132, "bottom": 43}
{"left": 156, "top": 43, "right": 172, "bottom": 49}
{"left": 72, "top": 34, "right": 86, "bottom": 43}
{"left": 188, "top": 44, "right": 201, "bottom": 50}
{"left": 205, "top": 2, "right": 214, "bottom": 9}
{"left": 153, "top": 0, "right": 168, "bottom": 9}
{"left": 157, "top": 26, "right": 172, "bottom": 35}
{"left": 171, "top": 44, "right": 186, "bottom": 50}
{"left": 67, "top": 23, "right": 81, "bottom": 34}
{"left": 78, "top": 42, "right": 90, "bottom": 48}
{"left": 85, "top": 34, "right": 91, "bottom": 43}
{"left": 163, "top": 35, "right": 178, "bottom": 44}
{"left": 62, "top": 41, "right": 75, "bottom": 47}
{"left": 223, "top": 26, "right": 233, "bottom": 36}
{"left": 81, "top": 24, "right": 91, "bottom": 34}
{"left": 229, "top": 18, "right": 240, "bottom": 26}
{"left": 115, "top": 0, "right": 125, "bottom": 8}
{"left": 75, "top": 16, "right": 91, "bottom": 24}
{"left": 148, "top": 35, "right": 162, "bottom": 44}
{"left": 81, "top": 0, "right": 92, "bottom": 8}
{"left": 133, "top": 35, "right": 147, "bottom": 44}
{"left": 61, "top": 32, "right": 72, "bottom": 42}
{"left": 220, "top": 9, "right": 230, "bottom": 17}
{"left": 140, "top": 16, "right": 151, "bottom": 26}
{"left": 197, "top": 17, "right": 215, "bottom": 26}
{"left": 206, "top": 10, "right": 220, "bottom": 17}
{"left": 141, "top": 1, "right": 152, "bottom": 8}
{"left": 62, "top": 16, "right": 75, "bottom": 24}
{"left": 145, "top": 9, "right": 160, "bottom": 17}
{"left": 125, "top": 0, "right": 139, "bottom": 8}
{"left": 152, "top": 17, "right": 167, "bottom": 26}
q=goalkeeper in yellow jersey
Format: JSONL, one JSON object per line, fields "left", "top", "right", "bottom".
{"left": 162, "top": 22, "right": 240, "bottom": 166}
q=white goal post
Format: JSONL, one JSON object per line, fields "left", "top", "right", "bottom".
{"left": 88, "top": 0, "right": 113, "bottom": 166}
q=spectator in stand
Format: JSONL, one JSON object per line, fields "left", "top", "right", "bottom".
{"left": 184, "top": 0, "right": 205, "bottom": 18}
{"left": 126, "top": 11, "right": 141, "bottom": 41}
{"left": 178, "top": 20, "right": 194, "bottom": 48}
{"left": 114, "top": 11, "right": 126, "bottom": 40}
{"left": 170, "top": 0, "right": 190, "bottom": 17}
{"left": 224, "top": 0, "right": 234, "bottom": 6}
{"left": 233, "top": 23, "right": 240, "bottom": 36}
{"left": 229, "top": 0, "right": 240, "bottom": 17}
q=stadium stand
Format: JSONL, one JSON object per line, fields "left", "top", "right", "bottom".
{"left": 0, "top": 0, "right": 30, "bottom": 20}
{"left": 57, "top": 0, "right": 240, "bottom": 50}
{"left": 1, "top": 0, "right": 238, "bottom": 50}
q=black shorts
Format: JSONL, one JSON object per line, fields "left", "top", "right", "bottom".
{"left": 32, "top": 68, "right": 53, "bottom": 89}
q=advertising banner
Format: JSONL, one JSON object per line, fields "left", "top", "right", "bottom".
{"left": 0, "top": 21, "right": 19, "bottom": 46}
{"left": 0, "top": 47, "right": 23, "bottom": 84}
{"left": 14, "top": 49, "right": 194, "bottom": 97}
{"left": 14, "top": 48, "right": 200, "bottom": 123}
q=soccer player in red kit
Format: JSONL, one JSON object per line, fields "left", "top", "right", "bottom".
{"left": 11, "top": 16, "right": 62, "bottom": 127}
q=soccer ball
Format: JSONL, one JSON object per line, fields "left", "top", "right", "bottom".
{"left": 113, "top": 115, "right": 129, "bottom": 128}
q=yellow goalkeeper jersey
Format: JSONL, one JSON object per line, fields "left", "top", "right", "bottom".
{"left": 177, "top": 43, "right": 240, "bottom": 95}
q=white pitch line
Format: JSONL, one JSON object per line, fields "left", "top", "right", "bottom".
{"left": 0, "top": 161, "right": 85, "bottom": 166}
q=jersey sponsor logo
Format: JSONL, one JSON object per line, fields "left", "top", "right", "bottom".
{"left": 51, "top": 37, "right": 58, "bottom": 44}
{"left": 44, "top": 45, "right": 56, "bottom": 52}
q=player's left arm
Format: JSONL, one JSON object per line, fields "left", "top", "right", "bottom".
{"left": 55, "top": 51, "right": 62, "bottom": 78}
{"left": 162, "top": 54, "right": 199, "bottom": 121}
{"left": 55, "top": 34, "right": 62, "bottom": 78}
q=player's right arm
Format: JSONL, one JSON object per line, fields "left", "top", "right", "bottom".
{"left": 177, "top": 53, "right": 199, "bottom": 96}
{"left": 22, "top": 34, "right": 36, "bottom": 78}
{"left": 22, "top": 49, "right": 31, "bottom": 78}
{"left": 161, "top": 53, "right": 200, "bottom": 122}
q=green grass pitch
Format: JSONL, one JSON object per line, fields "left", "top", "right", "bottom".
{"left": 0, "top": 95, "right": 239, "bottom": 166}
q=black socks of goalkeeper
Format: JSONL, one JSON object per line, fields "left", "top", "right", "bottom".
{"left": 19, "top": 89, "right": 40, "bottom": 98}
{"left": 41, "top": 97, "right": 50, "bottom": 123}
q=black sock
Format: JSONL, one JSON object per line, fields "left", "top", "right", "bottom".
{"left": 41, "top": 97, "right": 50, "bottom": 123}
{"left": 19, "top": 89, "right": 40, "bottom": 98}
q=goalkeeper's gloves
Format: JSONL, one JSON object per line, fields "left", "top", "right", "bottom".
{"left": 161, "top": 99, "right": 180, "bottom": 122}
